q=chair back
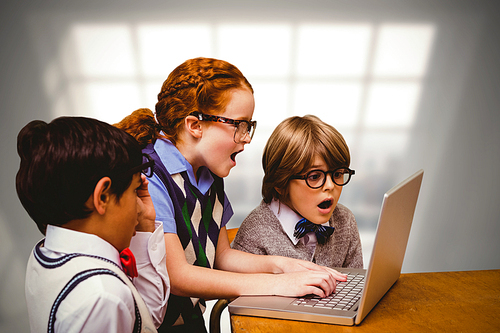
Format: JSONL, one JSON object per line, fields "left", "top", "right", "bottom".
{"left": 226, "top": 228, "right": 238, "bottom": 244}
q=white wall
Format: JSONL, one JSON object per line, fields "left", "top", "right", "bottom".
{"left": 1, "top": 0, "right": 499, "bottom": 331}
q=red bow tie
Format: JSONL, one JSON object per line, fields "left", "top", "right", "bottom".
{"left": 120, "top": 248, "right": 138, "bottom": 278}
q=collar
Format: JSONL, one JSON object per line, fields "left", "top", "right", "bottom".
{"left": 43, "top": 225, "right": 121, "bottom": 267}
{"left": 154, "top": 137, "right": 213, "bottom": 195}
{"left": 269, "top": 199, "right": 302, "bottom": 245}
{"left": 269, "top": 199, "right": 331, "bottom": 245}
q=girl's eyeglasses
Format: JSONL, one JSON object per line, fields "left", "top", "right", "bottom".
{"left": 290, "top": 167, "right": 355, "bottom": 189}
{"left": 190, "top": 112, "right": 257, "bottom": 144}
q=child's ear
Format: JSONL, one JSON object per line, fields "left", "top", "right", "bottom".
{"left": 93, "top": 177, "right": 113, "bottom": 215}
{"left": 184, "top": 114, "right": 203, "bottom": 139}
{"left": 274, "top": 187, "right": 283, "bottom": 195}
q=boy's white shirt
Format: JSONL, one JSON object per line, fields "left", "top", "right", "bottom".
{"left": 269, "top": 199, "right": 330, "bottom": 248}
{"left": 32, "top": 222, "right": 169, "bottom": 331}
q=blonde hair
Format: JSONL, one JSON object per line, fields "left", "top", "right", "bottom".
{"left": 115, "top": 57, "right": 253, "bottom": 146}
{"left": 262, "top": 115, "right": 350, "bottom": 204}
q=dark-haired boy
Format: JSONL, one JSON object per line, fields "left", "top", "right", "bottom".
{"left": 17, "top": 116, "right": 169, "bottom": 333}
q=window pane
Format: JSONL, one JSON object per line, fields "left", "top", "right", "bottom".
{"left": 69, "top": 81, "right": 141, "bottom": 123}
{"left": 137, "top": 24, "right": 213, "bottom": 77}
{"left": 364, "top": 82, "right": 421, "bottom": 128}
{"left": 358, "top": 131, "right": 409, "bottom": 172}
{"left": 71, "top": 24, "right": 136, "bottom": 77}
{"left": 251, "top": 81, "right": 290, "bottom": 130}
{"left": 296, "top": 24, "right": 372, "bottom": 77}
{"left": 372, "top": 24, "right": 436, "bottom": 77}
{"left": 293, "top": 82, "right": 362, "bottom": 128}
{"left": 144, "top": 80, "right": 166, "bottom": 110}
{"left": 217, "top": 24, "right": 292, "bottom": 77}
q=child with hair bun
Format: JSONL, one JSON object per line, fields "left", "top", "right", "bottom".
{"left": 18, "top": 116, "right": 169, "bottom": 333}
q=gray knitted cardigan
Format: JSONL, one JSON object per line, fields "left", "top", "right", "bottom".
{"left": 232, "top": 201, "right": 363, "bottom": 269}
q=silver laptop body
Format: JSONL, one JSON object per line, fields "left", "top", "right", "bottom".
{"left": 228, "top": 169, "right": 424, "bottom": 326}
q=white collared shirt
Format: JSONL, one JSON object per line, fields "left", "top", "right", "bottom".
{"left": 28, "top": 222, "right": 169, "bottom": 332}
{"left": 269, "top": 199, "right": 330, "bottom": 249}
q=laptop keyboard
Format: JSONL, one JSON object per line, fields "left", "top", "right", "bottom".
{"left": 291, "top": 272, "right": 365, "bottom": 311}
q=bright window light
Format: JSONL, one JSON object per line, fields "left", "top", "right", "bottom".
{"left": 217, "top": 24, "right": 292, "bottom": 77}
{"left": 364, "top": 82, "right": 421, "bottom": 128}
{"left": 69, "top": 81, "right": 141, "bottom": 124}
{"left": 45, "top": 16, "right": 437, "bottom": 243}
{"left": 71, "top": 24, "right": 136, "bottom": 77}
{"left": 358, "top": 132, "right": 409, "bottom": 171}
{"left": 372, "top": 23, "right": 436, "bottom": 77}
{"left": 293, "top": 82, "right": 362, "bottom": 128}
{"left": 251, "top": 82, "right": 290, "bottom": 129}
{"left": 296, "top": 24, "right": 372, "bottom": 77}
{"left": 144, "top": 80, "right": 166, "bottom": 110}
{"left": 137, "top": 24, "right": 213, "bottom": 77}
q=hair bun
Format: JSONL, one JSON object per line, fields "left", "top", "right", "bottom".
{"left": 17, "top": 120, "right": 48, "bottom": 161}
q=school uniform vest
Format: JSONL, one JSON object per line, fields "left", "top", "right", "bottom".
{"left": 144, "top": 144, "right": 226, "bottom": 328}
{"left": 26, "top": 240, "right": 157, "bottom": 333}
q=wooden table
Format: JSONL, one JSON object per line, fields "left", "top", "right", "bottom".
{"left": 230, "top": 270, "right": 500, "bottom": 332}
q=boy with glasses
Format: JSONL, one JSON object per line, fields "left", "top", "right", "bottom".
{"left": 233, "top": 115, "right": 363, "bottom": 269}
{"left": 17, "top": 116, "right": 169, "bottom": 332}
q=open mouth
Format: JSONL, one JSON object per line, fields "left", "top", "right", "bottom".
{"left": 230, "top": 150, "right": 243, "bottom": 162}
{"left": 318, "top": 199, "right": 333, "bottom": 209}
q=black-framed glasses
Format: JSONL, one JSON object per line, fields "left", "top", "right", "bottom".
{"left": 115, "top": 153, "right": 155, "bottom": 179}
{"left": 290, "top": 167, "right": 355, "bottom": 189}
{"left": 190, "top": 111, "right": 257, "bottom": 144}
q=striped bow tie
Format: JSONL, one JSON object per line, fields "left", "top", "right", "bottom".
{"left": 294, "top": 218, "right": 335, "bottom": 245}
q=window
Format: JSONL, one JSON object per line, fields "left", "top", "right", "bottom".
{"left": 45, "top": 20, "right": 435, "bottom": 235}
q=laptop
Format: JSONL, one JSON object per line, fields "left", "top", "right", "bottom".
{"left": 228, "top": 169, "right": 424, "bottom": 326}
